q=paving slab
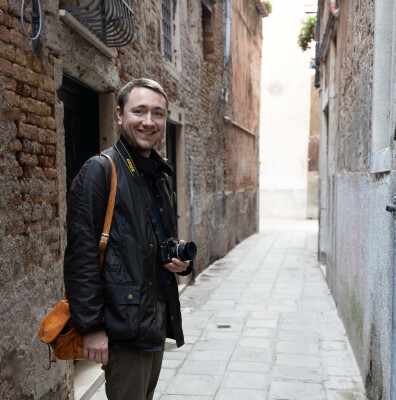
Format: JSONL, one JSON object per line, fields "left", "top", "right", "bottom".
{"left": 89, "top": 220, "right": 367, "bottom": 400}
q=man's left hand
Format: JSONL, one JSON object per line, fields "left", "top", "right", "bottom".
{"left": 162, "top": 240, "right": 190, "bottom": 273}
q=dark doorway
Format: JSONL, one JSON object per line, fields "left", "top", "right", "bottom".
{"left": 166, "top": 121, "right": 177, "bottom": 213}
{"left": 58, "top": 75, "right": 99, "bottom": 192}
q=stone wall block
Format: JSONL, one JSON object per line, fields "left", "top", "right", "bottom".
{"left": 8, "top": 138, "right": 22, "bottom": 152}
{"left": 32, "top": 166, "right": 44, "bottom": 178}
{"left": 27, "top": 113, "right": 47, "bottom": 128}
{"left": 3, "top": 77, "right": 16, "bottom": 91}
{"left": 18, "top": 121, "right": 38, "bottom": 140}
{"left": 19, "top": 97, "right": 51, "bottom": 116}
{"left": 17, "top": 152, "right": 38, "bottom": 167}
{"left": 0, "top": 25, "right": 10, "bottom": 43}
{"left": 5, "top": 89, "right": 19, "bottom": 107}
{"left": 9, "top": 29, "right": 31, "bottom": 52}
{"left": 42, "top": 168, "right": 57, "bottom": 179}
{"left": 9, "top": 166, "right": 23, "bottom": 177}
{"left": 15, "top": 47, "right": 28, "bottom": 67}
{"left": 0, "top": 0, "right": 8, "bottom": 11}
{"left": 16, "top": 82, "right": 31, "bottom": 97}
{"left": 0, "top": 40, "right": 15, "bottom": 62}
{"left": 2, "top": 107, "right": 26, "bottom": 122}
{"left": 38, "top": 75, "right": 55, "bottom": 93}
{"left": 3, "top": 14, "right": 19, "bottom": 30}
{"left": 45, "top": 130, "right": 56, "bottom": 144}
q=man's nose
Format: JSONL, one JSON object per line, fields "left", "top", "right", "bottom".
{"left": 143, "top": 112, "right": 155, "bottom": 126}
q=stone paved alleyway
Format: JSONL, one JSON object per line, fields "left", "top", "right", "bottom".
{"left": 91, "top": 220, "right": 367, "bottom": 399}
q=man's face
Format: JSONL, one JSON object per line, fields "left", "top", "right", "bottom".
{"left": 117, "top": 87, "right": 167, "bottom": 157}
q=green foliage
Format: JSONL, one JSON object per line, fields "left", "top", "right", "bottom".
{"left": 297, "top": 15, "right": 316, "bottom": 52}
{"left": 263, "top": 1, "right": 272, "bottom": 14}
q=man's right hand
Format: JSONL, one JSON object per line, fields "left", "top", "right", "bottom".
{"left": 83, "top": 330, "right": 109, "bottom": 365}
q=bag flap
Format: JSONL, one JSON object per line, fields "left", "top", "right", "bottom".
{"left": 104, "top": 284, "right": 140, "bottom": 305}
{"left": 38, "top": 300, "right": 72, "bottom": 343}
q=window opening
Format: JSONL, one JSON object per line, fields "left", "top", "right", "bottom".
{"left": 162, "top": 0, "right": 172, "bottom": 61}
{"left": 58, "top": 75, "right": 100, "bottom": 192}
{"left": 202, "top": 2, "right": 214, "bottom": 63}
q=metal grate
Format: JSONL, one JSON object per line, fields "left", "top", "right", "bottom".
{"left": 162, "top": 0, "right": 172, "bottom": 61}
{"left": 62, "top": 0, "right": 134, "bottom": 47}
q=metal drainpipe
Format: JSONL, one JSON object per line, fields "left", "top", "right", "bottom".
{"left": 386, "top": 193, "right": 396, "bottom": 398}
{"left": 222, "top": 0, "right": 231, "bottom": 104}
{"left": 32, "top": 0, "right": 40, "bottom": 52}
{"left": 189, "top": 156, "right": 195, "bottom": 283}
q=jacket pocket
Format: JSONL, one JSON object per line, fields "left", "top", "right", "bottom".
{"left": 103, "top": 284, "right": 140, "bottom": 341}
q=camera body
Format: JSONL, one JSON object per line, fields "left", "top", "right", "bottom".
{"left": 158, "top": 237, "right": 197, "bottom": 264}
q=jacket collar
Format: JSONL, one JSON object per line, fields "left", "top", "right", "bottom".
{"left": 118, "top": 134, "right": 172, "bottom": 176}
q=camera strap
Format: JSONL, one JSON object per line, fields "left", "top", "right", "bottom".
{"left": 114, "top": 138, "right": 177, "bottom": 240}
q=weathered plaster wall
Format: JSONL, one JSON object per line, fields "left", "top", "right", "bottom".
{"left": 319, "top": 0, "right": 393, "bottom": 398}
{"left": 0, "top": 0, "right": 262, "bottom": 398}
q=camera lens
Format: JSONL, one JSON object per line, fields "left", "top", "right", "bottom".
{"left": 176, "top": 241, "right": 197, "bottom": 262}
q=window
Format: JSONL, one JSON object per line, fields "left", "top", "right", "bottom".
{"left": 162, "top": 0, "right": 172, "bottom": 61}
{"left": 202, "top": 1, "right": 214, "bottom": 63}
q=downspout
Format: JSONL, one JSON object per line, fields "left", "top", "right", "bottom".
{"left": 189, "top": 156, "right": 195, "bottom": 283}
{"left": 386, "top": 195, "right": 396, "bottom": 399}
{"left": 222, "top": 0, "right": 231, "bottom": 105}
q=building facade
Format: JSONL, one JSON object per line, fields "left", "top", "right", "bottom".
{"left": 0, "top": 0, "right": 265, "bottom": 398}
{"left": 317, "top": 0, "right": 396, "bottom": 398}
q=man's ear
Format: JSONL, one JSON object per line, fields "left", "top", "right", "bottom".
{"left": 116, "top": 106, "right": 123, "bottom": 125}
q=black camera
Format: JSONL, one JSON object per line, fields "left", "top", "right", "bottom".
{"left": 158, "top": 237, "right": 197, "bottom": 264}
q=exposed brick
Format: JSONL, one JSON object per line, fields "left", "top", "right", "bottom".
{"left": 45, "top": 145, "right": 56, "bottom": 156}
{"left": 47, "top": 117, "right": 56, "bottom": 130}
{"left": 3, "top": 14, "right": 19, "bottom": 29}
{"left": 19, "top": 97, "right": 51, "bottom": 116}
{"left": 39, "top": 75, "right": 55, "bottom": 92}
{"left": 43, "top": 168, "right": 57, "bottom": 179}
{"left": 9, "top": 166, "right": 23, "bottom": 177}
{"left": 7, "top": 63, "right": 38, "bottom": 87}
{"left": 27, "top": 113, "right": 47, "bottom": 128}
{"left": 30, "top": 87, "right": 38, "bottom": 99}
{"left": 23, "top": 166, "right": 32, "bottom": 178}
{"left": 0, "top": 57, "right": 13, "bottom": 77}
{"left": 5, "top": 90, "right": 19, "bottom": 107}
{"left": 14, "top": 47, "right": 28, "bottom": 67}
{"left": 32, "top": 166, "right": 44, "bottom": 178}
{"left": 29, "top": 56, "right": 43, "bottom": 74}
{"left": 16, "top": 82, "right": 31, "bottom": 97}
{"left": 9, "top": 29, "right": 30, "bottom": 52}
{"left": 17, "top": 152, "right": 38, "bottom": 167}
{"left": 0, "top": 0, "right": 8, "bottom": 11}
{"left": 3, "top": 77, "right": 16, "bottom": 91}
{"left": 2, "top": 107, "right": 26, "bottom": 122}
{"left": 44, "top": 62, "right": 54, "bottom": 78}
{"left": 8, "top": 139, "right": 22, "bottom": 152}
{"left": 46, "top": 130, "right": 56, "bottom": 144}
{"left": 0, "top": 41, "right": 15, "bottom": 62}
{"left": 43, "top": 91, "right": 55, "bottom": 105}
{"left": 0, "top": 25, "right": 10, "bottom": 43}
{"left": 18, "top": 122, "right": 39, "bottom": 140}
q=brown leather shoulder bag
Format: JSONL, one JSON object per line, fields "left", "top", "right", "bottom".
{"left": 38, "top": 154, "right": 117, "bottom": 369}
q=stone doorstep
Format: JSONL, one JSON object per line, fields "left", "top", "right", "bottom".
{"left": 73, "top": 360, "right": 105, "bottom": 400}
{"left": 74, "top": 283, "right": 189, "bottom": 400}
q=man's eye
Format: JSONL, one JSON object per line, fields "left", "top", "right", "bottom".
{"left": 155, "top": 112, "right": 164, "bottom": 117}
{"left": 134, "top": 110, "right": 143, "bottom": 114}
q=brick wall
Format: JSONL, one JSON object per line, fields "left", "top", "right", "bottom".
{"left": 0, "top": 0, "right": 263, "bottom": 397}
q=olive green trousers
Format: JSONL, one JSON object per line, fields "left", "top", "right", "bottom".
{"left": 103, "top": 301, "right": 167, "bottom": 400}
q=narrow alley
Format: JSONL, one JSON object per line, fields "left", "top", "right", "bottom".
{"left": 91, "top": 220, "right": 367, "bottom": 400}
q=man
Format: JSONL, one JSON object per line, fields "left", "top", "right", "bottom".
{"left": 64, "top": 78, "right": 193, "bottom": 400}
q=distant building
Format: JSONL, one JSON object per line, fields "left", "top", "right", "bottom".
{"left": 316, "top": 0, "right": 396, "bottom": 397}
{"left": 0, "top": 0, "right": 266, "bottom": 398}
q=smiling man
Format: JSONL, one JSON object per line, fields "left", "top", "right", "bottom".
{"left": 64, "top": 79, "right": 193, "bottom": 400}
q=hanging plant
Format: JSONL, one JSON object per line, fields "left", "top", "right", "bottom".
{"left": 297, "top": 15, "right": 317, "bottom": 52}
{"left": 263, "top": 1, "right": 272, "bottom": 14}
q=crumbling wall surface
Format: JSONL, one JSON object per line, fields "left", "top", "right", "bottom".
{"left": 0, "top": 1, "right": 70, "bottom": 399}
{"left": 323, "top": 0, "right": 392, "bottom": 397}
{"left": 337, "top": 0, "right": 374, "bottom": 172}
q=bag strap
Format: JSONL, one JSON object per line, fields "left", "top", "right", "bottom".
{"left": 98, "top": 154, "right": 117, "bottom": 268}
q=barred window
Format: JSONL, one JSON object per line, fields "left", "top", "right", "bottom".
{"left": 162, "top": 0, "right": 172, "bottom": 61}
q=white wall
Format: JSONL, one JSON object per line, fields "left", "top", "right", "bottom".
{"left": 260, "top": 0, "right": 315, "bottom": 223}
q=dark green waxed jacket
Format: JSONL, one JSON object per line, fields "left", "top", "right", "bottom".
{"left": 64, "top": 141, "right": 192, "bottom": 351}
